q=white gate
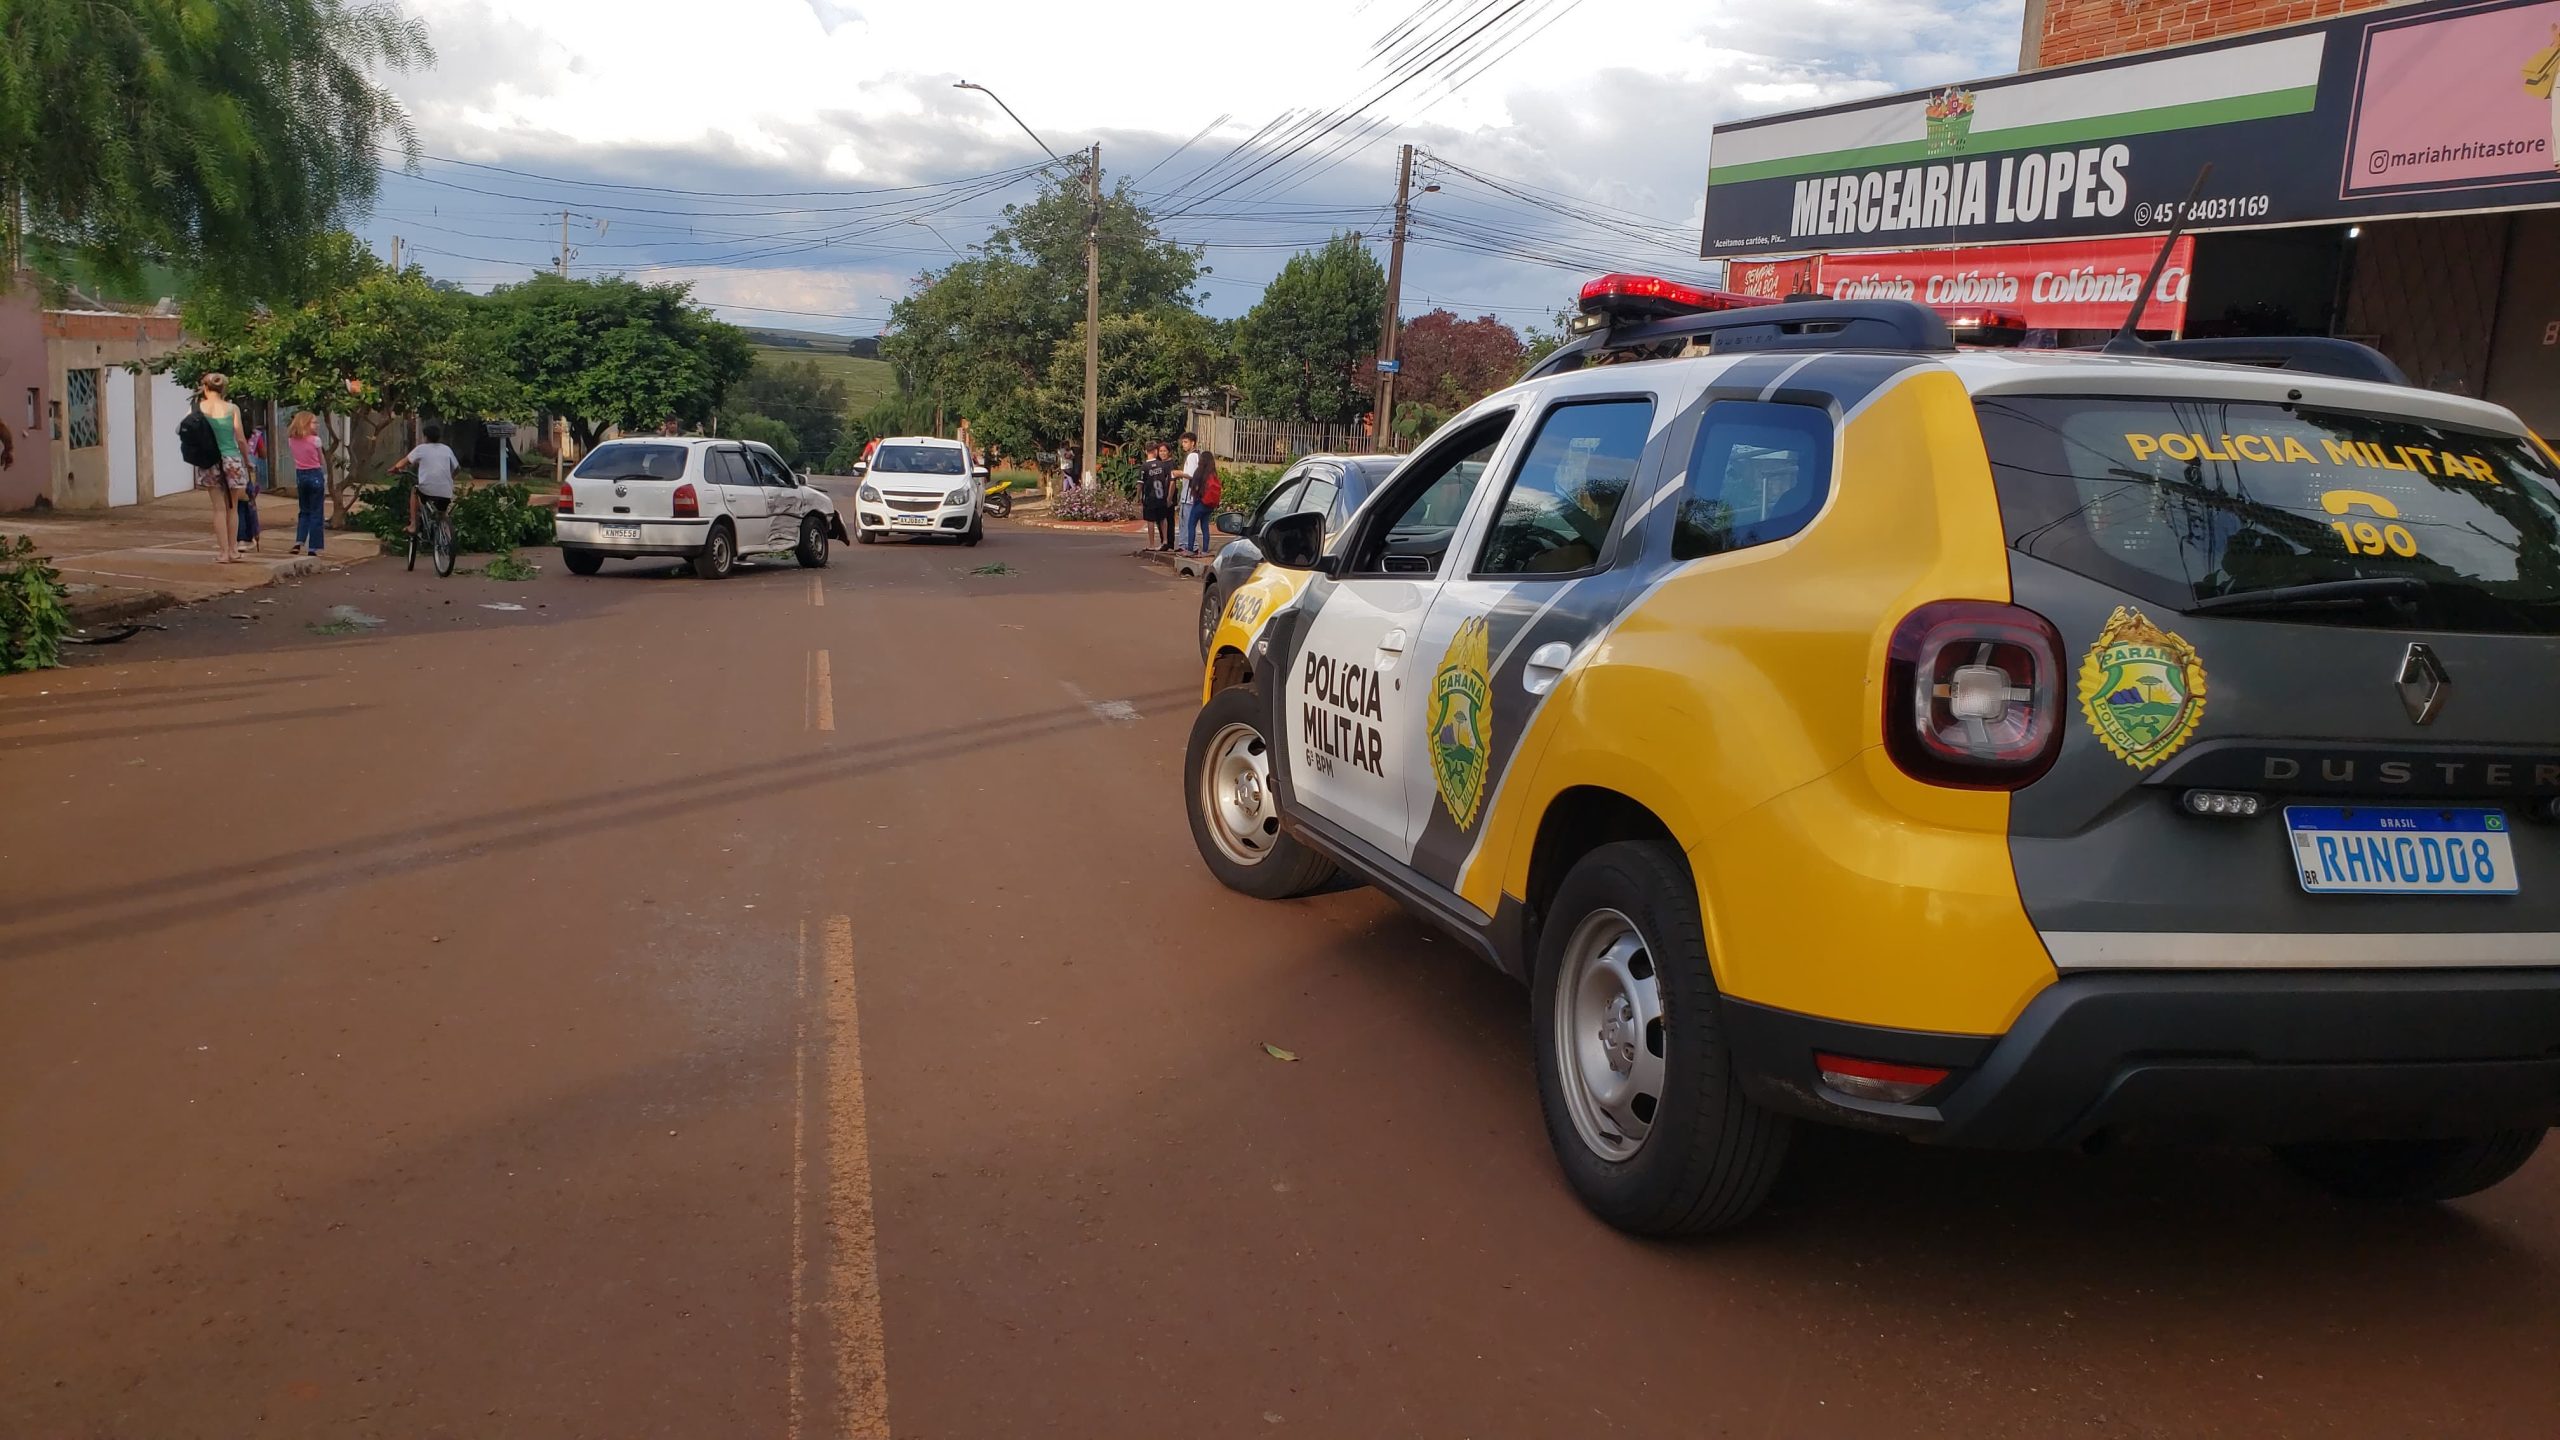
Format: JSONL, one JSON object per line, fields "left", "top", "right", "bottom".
{"left": 105, "top": 368, "right": 139, "bottom": 506}
{"left": 150, "top": 373, "right": 196, "bottom": 497}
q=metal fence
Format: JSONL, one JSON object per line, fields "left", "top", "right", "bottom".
{"left": 1191, "top": 410, "right": 1384, "bottom": 462}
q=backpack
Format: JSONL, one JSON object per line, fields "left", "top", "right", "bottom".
{"left": 1197, "top": 457, "right": 1221, "bottom": 508}
{"left": 176, "top": 403, "right": 221, "bottom": 468}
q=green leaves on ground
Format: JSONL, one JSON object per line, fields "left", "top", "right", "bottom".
{"left": 348, "top": 478, "right": 556, "bottom": 555}
{"left": 1261, "top": 1044, "right": 1300, "bottom": 1062}
{"left": 482, "top": 553, "right": 540, "bottom": 582}
{"left": 0, "top": 536, "right": 70, "bottom": 672}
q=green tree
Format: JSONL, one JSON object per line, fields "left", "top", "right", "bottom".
{"left": 485, "top": 275, "right": 754, "bottom": 450}
{"left": 883, "top": 170, "right": 1201, "bottom": 456}
{"left": 723, "top": 413, "right": 800, "bottom": 464}
{"left": 175, "top": 265, "right": 518, "bottom": 525}
{"left": 721, "top": 358, "right": 849, "bottom": 468}
{"left": 1236, "top": 235, "right": 1386, "bottom": 430}
{"left": 1032, "top": 313, "right": 1195, "bottom": 453}
{"left": 0, "top": 0, "right": 431, "bottom": 297}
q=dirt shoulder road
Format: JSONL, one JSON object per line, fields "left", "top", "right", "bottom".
{"left": 5, "top": 519, "right": 2555, "bottom": 1438}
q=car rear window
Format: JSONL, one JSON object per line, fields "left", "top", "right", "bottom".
{"left": 1977, "top": 394, "right": 2560, "bottom": 634}
{"left": 873, "top": 445, "right": 964, "bottom": 476}
{"left": 573, "top": 443, "right": 690, "bottom": 482}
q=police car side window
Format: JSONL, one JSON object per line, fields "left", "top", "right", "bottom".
{"left": 1475, "top": 398, "right": 1652, "bottom": 577}
{"left": 1345, "top": 412, "right": 1513, "bottom": 577}
{"left": 1672, "top": 401, "right": 1835, "bottom": 560}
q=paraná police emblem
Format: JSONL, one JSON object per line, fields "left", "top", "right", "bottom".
{"left": 1429, "top": 616, "right": 1493, "bottom": 828}
{"left": 2076, "top": 606, "right": 2208, "bottom": 770}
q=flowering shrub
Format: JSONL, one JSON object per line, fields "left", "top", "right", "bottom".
{"left": 1051, "top": 484, "right": 1142, "bottom": 522}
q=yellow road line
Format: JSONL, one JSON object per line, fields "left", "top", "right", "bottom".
{"left": 823, "top": 914, "right": 890, "bottom": 1438}
{"left": 813, "top": 650, "right": 835, "bottom": 733}
{"left": 809, "top": 574, "right": 825, "bottom": 608}
{"left": 787, "top": 919, "right": 811, "bottom": 1439}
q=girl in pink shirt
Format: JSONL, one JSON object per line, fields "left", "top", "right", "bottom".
{"left": 287, "top": 412, "right": 328, "bottom": 555}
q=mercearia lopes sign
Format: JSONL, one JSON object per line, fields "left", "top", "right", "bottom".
{"left": 1702, "top": 0, "right": 2560, "bottom": 256}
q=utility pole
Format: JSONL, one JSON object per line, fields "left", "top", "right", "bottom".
{"left": 559, "top": 211, "right": 572, "bottom": 276}
{"left": 1082, "top": 142, "right": 1101, "bottom": 489}
{"left": 390, "top": 235, "right": 402, "bottom": 272}
{"left": 1375, "top": 144, "right": 1415, "bottom": 451}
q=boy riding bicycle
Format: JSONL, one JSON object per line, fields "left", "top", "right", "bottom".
{"left": 391, "top": 422, "right": 466, "bottom": 536}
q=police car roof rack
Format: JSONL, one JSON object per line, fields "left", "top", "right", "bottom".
{"left": 2126, "top": 336, "right": 2411, "bottom": 387}
{"left": 1523, "top": 298, "right": 1956, "bottom": 382}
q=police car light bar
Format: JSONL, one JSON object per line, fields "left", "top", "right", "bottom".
{"left": 1575, "top": 273, "right": 1773, "bottom": 332}
{"left": 1932, "top": 305, "right": 2028, "bottom": 348}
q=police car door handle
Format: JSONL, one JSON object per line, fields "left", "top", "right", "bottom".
{"left": 1379, "top": 628, "right": 1409, "bottom": 656}
{"left": 1523, "top": 641, "right": 1572, "bottom": 696}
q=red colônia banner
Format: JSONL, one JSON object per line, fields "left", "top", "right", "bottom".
{"left": 1729, "top": 235, "right": 2195, "bottom": 331}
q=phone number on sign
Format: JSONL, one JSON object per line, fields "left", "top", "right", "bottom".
{"left": 2133, "top": 194, "right": 2274, "bottom": 226}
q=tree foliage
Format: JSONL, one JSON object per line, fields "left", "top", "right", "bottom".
{"left": 883, "top": 171, "right": 1204, "bottom": 457}
{"left": 484, "top": 275, "right": 754, "bottom": 450}
{"left": 1031, "top": 313, "right": 1206, "bottom": 453}
{"left": 0, "top": 0, "right": 431, "bottom": 298}
{"left": 175, "top": 260, "right": 517, "bottom": 522}
{"left": 1236, "top": 235, "right": 1385, "bottom": 429}
{"left": 721, "top": 358, "right": 849, "bottom": 468}
{"left": 1389, "top": 308, "right": 1527, "bottom": 443}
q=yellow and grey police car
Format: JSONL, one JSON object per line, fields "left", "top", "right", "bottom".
{"left": 1186, "top": 275, "right": 2560, "bottom": 1236}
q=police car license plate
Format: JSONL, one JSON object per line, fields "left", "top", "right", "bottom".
{"left": 2284, "top": 806, "right": 2518, "bottom": 896}
{"left": 891, "top": 514, "right": 930, "bottom": 526}
{"left": 602, "top": 523, "right": 641, "bottom": 543}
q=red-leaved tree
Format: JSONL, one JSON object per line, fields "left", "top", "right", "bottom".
{"left": 1392, "top": 309, "right": 1527, "bottom": 444}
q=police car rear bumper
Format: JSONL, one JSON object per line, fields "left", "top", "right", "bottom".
{"left": 1724, "top": 968, "right": 2560, "bottom": 1149}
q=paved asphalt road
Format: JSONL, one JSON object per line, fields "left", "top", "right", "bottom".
{"left": 6, "top": 504, "right": 2559, "bottom": 1438}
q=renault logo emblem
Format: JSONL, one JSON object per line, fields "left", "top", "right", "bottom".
{"left": 2397, "top": 643, "right": 2449, "bottom": 726}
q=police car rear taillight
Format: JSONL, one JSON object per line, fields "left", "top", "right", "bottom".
{"left": 1816, "top": 1053, "right": 1952, "bottom": 1105}
{"left": 1884, "top": 600, "right": 2065, "bottom": 790}
{"left": 1934, "top": 305, "right": 2028, "bottom": 347}
{"left": 1575, "top": 273, "right": 1773, "bottom": 330}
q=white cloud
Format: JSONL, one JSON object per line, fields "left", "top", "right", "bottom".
{"left": 373, "top": 0, "right": 2029, "bottom": 329}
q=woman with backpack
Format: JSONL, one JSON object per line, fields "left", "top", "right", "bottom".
{"left": 181, "top": 373, "right": 251, "bottom": 564}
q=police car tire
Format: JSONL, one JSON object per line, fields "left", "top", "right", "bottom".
{"left": 1198, "top": 584, "right": 1222, "bottom": 659}
{"left": 1184, "top": 685, "right": 1336, "bottom": 900}
{"left": 1532, "top": 841, "right": 1792, "bottom": 1237}
{"left": 2275, "top": 1129, "right": 2544, "bottom": 1203}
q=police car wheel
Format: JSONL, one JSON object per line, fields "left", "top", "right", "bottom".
{"left": 2275, "top": 1130, "right": 2544, "bottom": 1203}
{"left": 1185, "top": 685, "right": 1335, "bottom": 899}
{"left": 1531, "top": 841, "right": 1791, "bottom": 1237}
{"left": 1197, "top": 584, "right": 1222, "bottom": 658}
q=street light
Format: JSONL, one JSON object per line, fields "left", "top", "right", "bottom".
{"left": 905, "top": 218, "right": 964, "bottom": 257}
{"left": 955, "top": 80, "right": 1099, "bottom": 488}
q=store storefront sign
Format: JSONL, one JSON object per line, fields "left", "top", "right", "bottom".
{"left": 1703, "top": 0, "right": 2560, "bottom": 256}
{"left": 1802, "top": 236, "right": 2196, "bottom": 330}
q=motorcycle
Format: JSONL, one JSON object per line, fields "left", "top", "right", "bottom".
{"left": 980, "top": 471, "right": 1014, "bottom": 519}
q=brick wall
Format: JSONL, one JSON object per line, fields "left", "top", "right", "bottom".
{"left": 2029, "top": 0, "right": 2400, "bottom": 67}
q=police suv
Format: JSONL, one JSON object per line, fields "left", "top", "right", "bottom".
{"left": 1187, "top": 275, "right": 2560, "bottom": 1236}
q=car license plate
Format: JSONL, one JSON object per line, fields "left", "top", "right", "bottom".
{"left": 2284, "top": 806, "right": 2518, "bottom": 896}
{"left": 601, "top": 523, "right": 641, "bottom": 543}
{"left": 891, "top": 514, "right": 930, "bottom": 526}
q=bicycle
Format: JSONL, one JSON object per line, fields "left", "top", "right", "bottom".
{"left": 407, "top": 493, "right": 457, "bottom": 577}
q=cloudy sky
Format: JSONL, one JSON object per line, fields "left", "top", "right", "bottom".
{"left": 366, "top": 0, "right": 2025, "bottom": 336}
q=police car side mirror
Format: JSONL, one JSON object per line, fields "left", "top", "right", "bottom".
{"left": 1214, "top": 510, "right": 1248, "bottom": 536}
{"left": 1260, "top": 511, "right": 1325, "bottom": 570}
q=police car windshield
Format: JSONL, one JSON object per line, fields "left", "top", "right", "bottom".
{"left": 873, "top": 445, "right": 965, "bottom": 476}
{"left": 1977, "top": 396, "right": 2560, "bottom": 634}
{"left": 573, "top": 443, "right": 690, "bottom": 482}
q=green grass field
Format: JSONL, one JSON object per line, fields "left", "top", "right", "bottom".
{"left": 752, "top": 346, "right": 898, "bottom": 413}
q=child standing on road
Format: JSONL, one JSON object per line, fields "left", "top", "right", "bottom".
{"left": 287, "top": 411, "right": 327, "bottom": 555}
